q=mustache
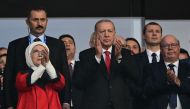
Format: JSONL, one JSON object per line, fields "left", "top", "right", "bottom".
{"left": 36, "top": 26, "right": 44, "bottom": 29}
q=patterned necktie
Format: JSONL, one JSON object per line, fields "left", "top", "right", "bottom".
{"left": 168, "top": 63, "right": 177, "bottom": 109}
{"left": 151, "top": 53, "right": 157, "bottom": 63}
{"left": 105, "top": 51, "right": 111, "bottom": 74}
{"left": 34, "top": 38, "right": 41, "bottom": 42}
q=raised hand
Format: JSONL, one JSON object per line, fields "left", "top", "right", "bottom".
{"left": 166, "top": 69, "right": 180, "bottom": 86}
{"left": 114, "top": 38, "right": 123, "bottom": 58}
{"left": 41, "top": 50, "right": 49, "bottom": 67}
{"left": 95, "top": 33, "right": 102, "bottom": 59}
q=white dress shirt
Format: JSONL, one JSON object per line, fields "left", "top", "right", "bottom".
{"left": 146, "top": 49, "right": 160, "bottom": 63}
{"left": 29, "top": 34, "right": 46, "bottom": 43}
{"left": 165, "top": 60, "right": 182, "bottom": 109}
{"left": 95, "top": 46, "right": 112, "bottom": 63}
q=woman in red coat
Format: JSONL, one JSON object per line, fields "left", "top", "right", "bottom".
{"left": 16, "top": 42, "right": 65, "bottom": 109}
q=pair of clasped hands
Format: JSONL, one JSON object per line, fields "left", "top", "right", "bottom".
{"left": 37, "top": 50, "right": 49, "bottom": 67}
{"left": 166, "top": 69, "right": 181, "bottom": 87}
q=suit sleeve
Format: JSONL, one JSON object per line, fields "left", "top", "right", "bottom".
{"left": 4, "top": 41, "right": 16, "bottom": 107}
{"left": 178, "top": 63, "right": 190, "bottom": 95}
{"left": 58, "top": 41, "right": 71, "bottom": 104}
{"left": 119, "top": 49, "right": 144, "bottom": 98}
{"left": 48, "top": 73, "right": 65, "bottom": 91}
{"left": 143, "top": 64, "right": 169, "bottom": 98}
{"left": 16, "top": 72, "right": 30, "bottom": 91}
{"left": 73, "top": 49, "right": 100, "bottom": 89}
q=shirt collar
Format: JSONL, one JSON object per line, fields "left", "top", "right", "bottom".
{"left": 29, "top": 34, "right": 45, "bottom": 43}
{"left": 70, "top": 60, "right": 75, "bottom": 68}
{"left": 102, "top": 46, "right": 112, "bottom": 54}
{"left": 165, "top": 60, "right": 179, "bottom": 68}
{"left": 70, "top": 60, "right": 75, "bottom": 65}
{"left": 146, "top": 49, "right": 160, "bottom": 57}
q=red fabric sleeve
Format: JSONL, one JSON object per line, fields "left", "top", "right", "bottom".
{"left": 16, "top": 72, "right": 31, "bottom": 91}
{"left": 48, "top": 73, "right": 65, "bottom": 91}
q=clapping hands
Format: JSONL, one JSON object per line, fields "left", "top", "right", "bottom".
{"left": 41, "top": 50, "right": 49, "bottom": 67}
{"left": 166, "top": 69, "right": 180, "bottom": 86}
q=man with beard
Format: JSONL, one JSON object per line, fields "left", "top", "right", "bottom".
{"left": 4, "top": 6, "right": 70, "bottom": 109}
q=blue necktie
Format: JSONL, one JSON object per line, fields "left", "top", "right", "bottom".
{"left": 168, "top": 64, "right": 177, "bottom": 109}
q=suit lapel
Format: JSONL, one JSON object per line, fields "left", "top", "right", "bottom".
{"left": 44, "top": 36, "right": 53, "bottom": 60}
{"left": 141, "top": 51, "right": 149, "bottom": 64}
{"left": 110, "top": 46, "right": 117, "bottom": 77}
{"left": 45, "top": 36, "right": 50, "bottom": 46}
{"left": 20, "top": 36, "right": 30, "bottom": 51}
{"left": 100, "top": 55, "right": 110, "bottom": 80}
{"left": 160, "top": 62, "right": 168, "bottom": 79}
{"left": 178, "top": 61, "right": 186, "bottom": 80}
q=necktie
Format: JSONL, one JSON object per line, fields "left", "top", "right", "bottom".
{"left": 105, "top": 51, "right": 111, "bottom": 74}
{"left": 69, "top": 63, "right": 74, "bottom": 78}
{"left": 68, "top": 63, "right": 74, "bottom": 107}
{"left": 34, "top": 38, "right": 41, "bottom": 42}
{"left": 168, "top": 64, "right": 177, "bottom": 109}
{"left": 151, "top": 53, "right": 157, "bottom": 63}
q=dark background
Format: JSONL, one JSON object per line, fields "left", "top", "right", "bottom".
{"left": 0, "top": 0, "right": 189, "bottom": 19}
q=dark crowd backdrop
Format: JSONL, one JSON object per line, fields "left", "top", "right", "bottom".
{"left": 0, "top": 0, "right": 189, "bottom": 19}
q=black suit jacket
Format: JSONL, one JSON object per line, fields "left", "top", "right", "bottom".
{"left": 71, "top": 61, "right": 83, "bottom": 109}
{"left": 135, "top": 50, "right": 163, "bottom": 83}
{"left": 144, "top": 61, "right": 190, "bottom": 109}
{"left": 131, "top": 50, "right": 163, "bottom": 109}
{"left": 73, "top": 46, "right": 133, "bottom": 109}
{"left": 4, "top": 36, "right": 70, "bottom": 108}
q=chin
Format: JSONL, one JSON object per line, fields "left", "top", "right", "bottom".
{"left": 34, "top": 63, "right": 41, "bottom": 67}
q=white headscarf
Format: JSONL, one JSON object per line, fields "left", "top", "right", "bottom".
{"left": 25, "top": 42, "right": 49, "bottom": 70}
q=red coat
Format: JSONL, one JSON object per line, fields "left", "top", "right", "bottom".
{"left": 16, "top": 71, "right": 65, "bottom": 109}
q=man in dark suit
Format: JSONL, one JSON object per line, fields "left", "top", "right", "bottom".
{"left": 59, "top": 34, "right": 83, "bottom": 109}
{"left": 135, "top": 22, "right": 163, "bottom": 84}
{"left": 144, "top": 34, "right": 190, "bottom": 109}
{"left": 73, "top": 19, "right": 133, "bottom": 109}
{"left": 4, "top": 6, "right": 70, "bottom": 109}
{"left": 140, "top": 22, "right": 163, "bottom": 63}
{"left": 131, "top": 22, "right": 163, "bottom": 109}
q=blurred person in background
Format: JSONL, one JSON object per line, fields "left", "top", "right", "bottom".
{"left": 59, "top": 34, "right": 83, "bottom": 109}
{"left": 0, "top": 47, "right": 7, "bottom": 56}
{"left": 179, "top": 48, "right": 189, "bottom": 60}
{"left": 0, "top": 53, "right": 7, "bottom": 109}
{"left": 125, "top": 37, "right": 141, "bottom": 55}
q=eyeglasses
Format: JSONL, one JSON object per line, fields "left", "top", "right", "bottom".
{"left": 31, "top": 50, "right": 46, "bottom": 57}
{"left": 161, "top": 43, "right": 179, "bottom": 49}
